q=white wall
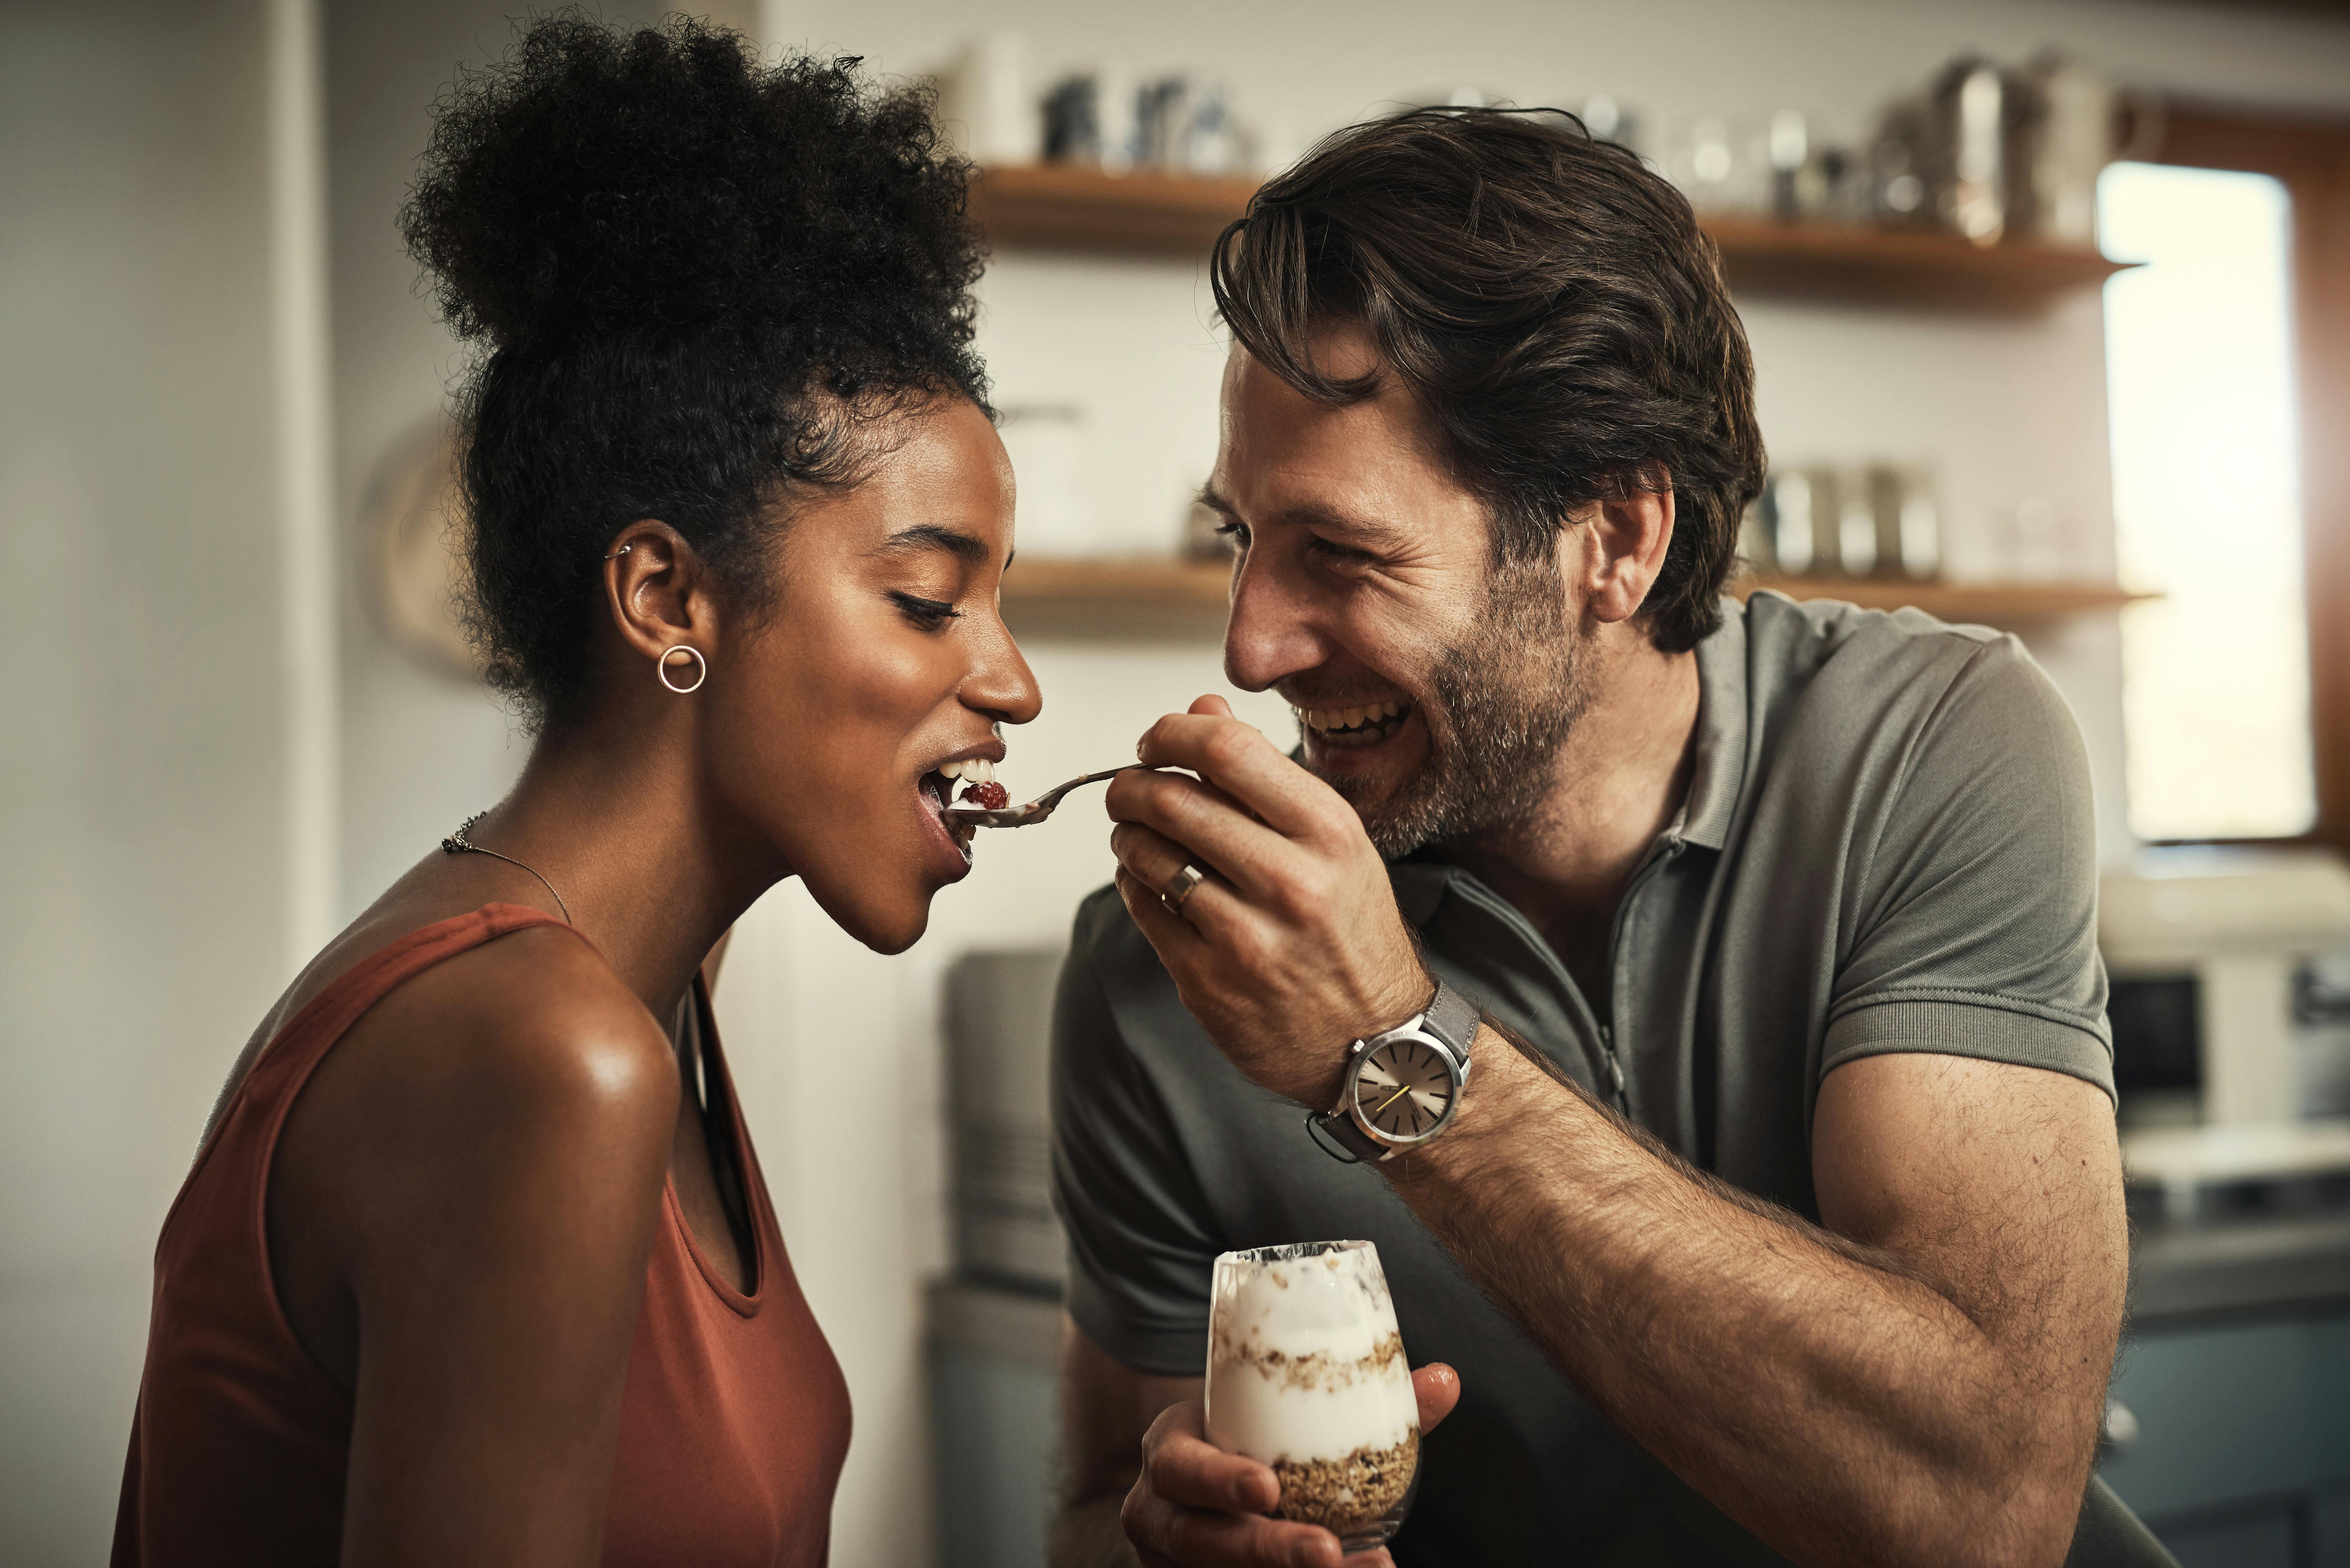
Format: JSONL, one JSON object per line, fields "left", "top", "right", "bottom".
{"left": 326, "top": 0, "right": 540, "bottom": 907}
{"left": 0, "top": 2, "right": 302, "bottom": 1560}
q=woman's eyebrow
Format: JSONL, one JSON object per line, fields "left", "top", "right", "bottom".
{"left": 875, "top": 523, "right": 990, "bottom": 565}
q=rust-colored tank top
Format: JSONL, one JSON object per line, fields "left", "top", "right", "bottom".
{"left": 111, "top": 905, "right": 851, "bottom": 1566}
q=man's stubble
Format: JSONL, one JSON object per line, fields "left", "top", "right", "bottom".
{"left": 1308, "top": 554, "right": 1589, "bottom": 860}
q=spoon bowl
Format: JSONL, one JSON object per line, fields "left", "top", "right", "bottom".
{"left": 943, "top": 763, "right": 1149, "bottom": 830}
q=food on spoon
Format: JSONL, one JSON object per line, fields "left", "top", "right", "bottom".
{"left": 939, "top": 761, "right": 1138, "bottom": 831}
{"left": 934, "top": 757, "right": 1004, "bottom": 826}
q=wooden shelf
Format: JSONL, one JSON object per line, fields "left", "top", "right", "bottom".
{"left": 973, "top": 164, "right": 1258, "bottom": 256}
{"left": 1702, "top": 217, "right": 2132, "bottom": 313}
{"left": 971, "top": 164, "right": 2131, "bottom": 312}
{"left": 998, "top": 556, "right": 2146, "bottom": 640}
{"left": 1002, "top": 556, "right": 1235, "bottom": 639}
{"left": 1738, "top": 575, "right": 2149, "bottom": 620}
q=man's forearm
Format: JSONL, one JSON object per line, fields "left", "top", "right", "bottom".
{"left": 1383, "top": 1033, "right": 2099, "bottom": 1568}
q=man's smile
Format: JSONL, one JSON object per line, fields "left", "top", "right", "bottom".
{"left": 1293, "top": 699, "right": 1416, "bottom": 749}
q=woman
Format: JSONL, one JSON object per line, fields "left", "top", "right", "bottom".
{"left": 112, "top": 18, "right": 1035, "bottom": 1565}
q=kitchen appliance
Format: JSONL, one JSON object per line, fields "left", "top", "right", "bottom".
{"left": 2012, "top": 54, "right": 2115, "bottom": 245}
{"left": 2101, "top": 848, "right": 2350, "bottom": 1216}
{"left": 1927, "top": 57, "right": 2009, "bottom": 245}
{"left": 943, "top": 949, "right": 1067, "bottom": 1291}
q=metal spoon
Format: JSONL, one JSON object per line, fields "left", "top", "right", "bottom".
{"left": 942, "top": 764, "right": 1149, "bottom": 829}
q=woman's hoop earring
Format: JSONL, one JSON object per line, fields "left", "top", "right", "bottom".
{"left": 658, "top": 645, "right": 708, "bottom": 694}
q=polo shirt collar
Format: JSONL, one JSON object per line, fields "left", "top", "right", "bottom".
{"left": 1388, "top": 596, "right": 1751, "bottom": 902}
{"left": 1676, "top": 599, "right": 1749, "bottom": 852}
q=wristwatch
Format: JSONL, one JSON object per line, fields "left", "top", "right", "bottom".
{"left": 1306, "top": 977, "right": 1480, "bottom": 1164}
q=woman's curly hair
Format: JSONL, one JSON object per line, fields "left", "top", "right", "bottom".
{"left": 401, "top": 13, "right": 988, "bottom": 724}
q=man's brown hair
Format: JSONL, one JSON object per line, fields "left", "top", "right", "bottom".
{"left": 1210, "top": 107, "right": 1764, "bottom": 653}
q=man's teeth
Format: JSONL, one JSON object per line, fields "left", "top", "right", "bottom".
{"left": 1299, "top": 700, "right": 1409, "bottom": 733}
{"left": 937, "top": 757, "right": 995, "bottom": 783}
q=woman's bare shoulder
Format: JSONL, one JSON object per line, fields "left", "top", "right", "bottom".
{"left": 271, "top": 911, "right": 680, "bottom": 1239}
{"left": 333, "top": 922, "right": 676, "bottom": 1133}
{"left": 268, "top": 917, "right": 680, "bottom": 1389}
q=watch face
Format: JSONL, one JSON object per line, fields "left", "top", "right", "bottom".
{"left": 1352, "top": 1034, "right": 1458, "bottom": 1142}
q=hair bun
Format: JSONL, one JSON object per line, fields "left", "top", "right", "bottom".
{"left": 403, "top": 14, "right": 975, "bottom": 351}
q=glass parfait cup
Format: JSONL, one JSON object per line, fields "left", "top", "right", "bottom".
{"left": 1204, "top": 1240, "right": 1421, "bottom": 1551}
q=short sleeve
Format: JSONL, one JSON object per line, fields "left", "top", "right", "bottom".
{"left": 1821, "top": 637, "right": 2116, "bottom": 1100}
{"left": 1049, "top": 890, "right": 1223, "bottom": 1375}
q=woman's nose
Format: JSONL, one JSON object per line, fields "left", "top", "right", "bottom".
{"left": 968, "top": 631, "right": 1043, "bottom": 727}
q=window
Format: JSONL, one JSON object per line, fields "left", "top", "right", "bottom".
{"left": 2101, "top": 161, "right": 2314, "bottom": 841}
{"left": 2125, "top": 106, "right": 2350, "bottom": 852}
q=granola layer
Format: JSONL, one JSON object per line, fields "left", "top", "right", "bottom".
{"left": 1268, "top": 1428, "right": 1418, "bottom": 1532}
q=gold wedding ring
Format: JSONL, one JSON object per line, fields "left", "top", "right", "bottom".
{"left": 1160, "top": 861, "right": 1206, "bottom": 915}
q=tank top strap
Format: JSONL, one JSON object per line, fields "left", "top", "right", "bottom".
{"left": 235, "top": 903, "right": 590, "bottom": 1129}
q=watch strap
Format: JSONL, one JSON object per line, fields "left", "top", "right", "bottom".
{"left": 1420, "top": 976, "right": 1478, "bottom": 1066}
{"left": 1306, "top": 1107, "right": 1390, "bottom": 1164}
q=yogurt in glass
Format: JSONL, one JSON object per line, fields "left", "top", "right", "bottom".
{"left": 1204, "top": 1240, "right": 1420, "bottom": 1547}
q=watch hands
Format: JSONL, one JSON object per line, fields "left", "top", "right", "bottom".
{"left": 1371, "top": 1083, "right": 1416, "bottom": 1118}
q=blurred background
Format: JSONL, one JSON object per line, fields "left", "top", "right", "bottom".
{"left": 6, "top": 0, "right": 2350, "bottom": 1563}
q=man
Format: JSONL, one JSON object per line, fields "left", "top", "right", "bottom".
{"left": 1047, "top": 110, "right": 2161, "bottom": 1568}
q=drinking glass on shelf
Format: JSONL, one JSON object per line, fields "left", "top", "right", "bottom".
{"left": 1204, "top": 1240, "right": 1421, "bottom": 1551}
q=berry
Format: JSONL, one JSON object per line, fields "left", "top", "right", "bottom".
{"left": 962, "top": 780, "right": 1009, "bottom": 810}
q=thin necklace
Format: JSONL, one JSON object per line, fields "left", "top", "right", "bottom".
{"left": 441, "top": 812, "right": 573, "bottom": 924}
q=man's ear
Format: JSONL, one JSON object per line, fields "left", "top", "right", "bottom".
{"left": 601, "top": 521, "right": 718, "bottom": 672}
{"left": 1577, "top": 472, "right": 1676, "bottom": 626}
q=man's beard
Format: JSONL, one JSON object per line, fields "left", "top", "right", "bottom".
{"left": 1306, "top": 555, "right": 1588, "bottom": 859}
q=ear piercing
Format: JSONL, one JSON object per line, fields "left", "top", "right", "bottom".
{"left": 659, "top": 645, "right": 708, "bottom": 693}
{"left": 608, "top": 549, "right": 701, "bottom": 691}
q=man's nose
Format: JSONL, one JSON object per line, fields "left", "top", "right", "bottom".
{"left": 1223, "top": 552, "right": 1330, "bottom": 694}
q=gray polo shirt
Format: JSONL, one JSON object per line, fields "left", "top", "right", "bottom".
{"left": 1049, "top": 592, "right": 2115, "bottom": 1566}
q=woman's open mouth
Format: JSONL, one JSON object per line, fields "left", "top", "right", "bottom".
{"left": 919, "top": 757, "right": 998, "bottom": 864}
{"left": 1297, "top": 700, "right": 1414, "bottom": 749}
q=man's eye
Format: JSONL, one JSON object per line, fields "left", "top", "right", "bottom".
{"left": 1308, "top": 535, "right": 1378, "bottom": 572}
{"left": 888, "top": 590, "right": 962, "bottom": 630}
{"left": 1214, "top": 520, "right": 1251, "bottom": 550}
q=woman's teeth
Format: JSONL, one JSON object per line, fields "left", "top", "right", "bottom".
{"left": 925, "top": 762, "right": 988, "bottom": 862}
{"left": 1297, "top": 700, "right": 1412, "bottom": 747}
